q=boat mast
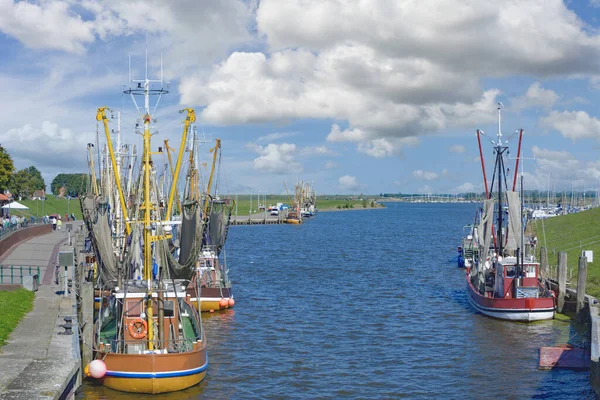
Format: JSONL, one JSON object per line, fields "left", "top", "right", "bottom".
{"left": 495, "top": 103, "right": 507, "bottom": 257}
{"left": 124, "top": 49, "right": 168, "bottom": 351}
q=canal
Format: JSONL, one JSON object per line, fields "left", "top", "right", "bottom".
{"left": 78, "top": 203, "right": 593, "bottom": 399}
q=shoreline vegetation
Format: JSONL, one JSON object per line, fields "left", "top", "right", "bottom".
{"left": 530, "top": 207, "right": 600, "bottom": 299}
{"left": 228, "top": 195, "right": 384, "bottom": 216}
{"left": 0, "top": 287, "right": 35, "bottom": 348}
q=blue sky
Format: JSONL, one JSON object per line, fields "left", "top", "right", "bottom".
{"left": 3, "top": 1, "right": 600, "bottom": 195}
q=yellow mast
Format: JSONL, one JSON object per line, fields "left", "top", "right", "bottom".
{"left": 140, "top": 110, "right": 155, "bottom": 350}
{"left": 96, "top": 107, "right": 131, "bottom": 235}
{"left": 165, "top": 109, "right": 196, "bottom": 221}
{"left": 163, "top": 139, "right": 182, "bottom": 215}
{"left": 203, "top": 139, "right": 221, "bottom": 218}
{"left": 87, "top": 143, "right": 99, "bottom": 195}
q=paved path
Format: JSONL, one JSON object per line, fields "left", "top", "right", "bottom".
{"left": 0, "top": 221, "right": 83, "bottom": 399}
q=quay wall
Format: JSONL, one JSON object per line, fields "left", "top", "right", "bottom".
{"left": 0, "top": 224, "right": 52, "bottom": 261}
{"left": 590, "top": 303, "right": 600, "bottom": 397}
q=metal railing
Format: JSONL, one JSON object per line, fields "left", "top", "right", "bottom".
{"left": 97, "top": 336, "right": 203, "bottom": 354}
{"left": 0, "top": 218, "right": 46, "bottom": 241}
{"left": 0, "top": 265, "right": 41, "bottom": 284}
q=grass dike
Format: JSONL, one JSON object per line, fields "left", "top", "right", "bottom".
{"left": 531, "top": 207, "right": 600, "bottom": 299}
{"left": 0, "top": 287, "right": 35, "bottom": 348}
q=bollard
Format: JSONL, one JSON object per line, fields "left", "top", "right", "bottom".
{"left": 557, "top": 252, "right": 568, "bottom": 313}
{"left": 577, "top": 256, "right": 588, "bottom": 317}
{"left": 10, "top": 266, "right": 13, "bottom": 284}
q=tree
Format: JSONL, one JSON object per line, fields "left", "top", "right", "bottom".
{"left": 8, "top": 166, "right": 46, "bottom": 199}
{"left": 51, "top": 173, "right": 89, "bottom": 197}
{"left": 0, "top": 146, "right": 15, "bottom": 192}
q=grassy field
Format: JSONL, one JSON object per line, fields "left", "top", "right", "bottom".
{"left": 4, "top": 193, "right": 381, "bottom": 220}
{"left": 0, "top": 288, "right": 35, "bottom": 348}
{"left": 226, "top": 195, "right": 382, "bottom": 215}
{"left": 9, "top": 194, "right": 82, "bottom": 220}
{"left": 531, "top": 207, "right": 600, "bottom": 298}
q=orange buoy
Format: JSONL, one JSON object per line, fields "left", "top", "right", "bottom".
{"left": 228, "top": 298, "right": 235, "bottom": 307}
{"left": 219, "top": 298, "right": 228, "bottom": 308}
{"left": 84, "top": 364, "right": 91, "bottom": 377}
{"left": 127, "top": 317, "right": 148, "bottom": 339}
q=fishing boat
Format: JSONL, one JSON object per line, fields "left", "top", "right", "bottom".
{"left": 465, "top": 104, "right": 555, "bottom": 322}
{"left": 185, "top": 139, "right": 235, "bottom": 312}
{"left": 83, "top": 53, "right": 208, "bottom": 393}
{"left": 457, "top": 213, "right": 480, "bottom": 268}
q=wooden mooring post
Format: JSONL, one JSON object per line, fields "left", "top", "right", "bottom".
{"left": 540, "top": 246, "right": 548, "bottom": 280}
{"left": 557, "top": 251, "right": 567, "bottom": 314}
{"left": 577, "top": 256, "right": 588, "bottom": 318}
{"left": 81, "top": 282, "right": 93, "bottom": 368}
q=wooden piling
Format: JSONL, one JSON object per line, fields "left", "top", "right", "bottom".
{"left": 540, "top": 247, "right": 548, "bottom": 281}
{"left": 577, "top": 256, "right": 588, "bottom": 316}
{"left": 557, "top": 251, "right": 567, "bottom": 314}
{"left": 81, "top": 282, "right": 93, "bottom": 368}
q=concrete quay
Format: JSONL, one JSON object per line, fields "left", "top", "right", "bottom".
{"left": 0, "top": 223, "right": 83, "bottom": 400}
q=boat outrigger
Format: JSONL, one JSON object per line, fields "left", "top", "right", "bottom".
{"left": 83, "top": 53, "right": 208, "bottom": 393}
{"left": 465, "top": 104, "right": 555, "bottom": 322}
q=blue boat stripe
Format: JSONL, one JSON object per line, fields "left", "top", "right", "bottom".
{"left": 105, "top": 357, "right": 208, "bottom": 379}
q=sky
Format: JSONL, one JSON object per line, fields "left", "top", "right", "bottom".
{"left": 3, "top": 1, "right": 600, "bottom": 195}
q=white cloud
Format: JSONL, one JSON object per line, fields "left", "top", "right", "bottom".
{"left": 300, "top": 145, "right": 333, "bottom": 156}
{"left": 257, "top": 0, "right": 600, "bottom": 76}
{"left": 512, "top": 82, "right": 559, "bottom": 111}
{"left": 175, "top": 0, "right": 600, "bottom": 160}
{"left": 258, "top": 132, "right": 297, "bottom": 142}
{"left": 540, "top": 110, "right": 600, "bottom": 140}
{"left": 412, "top": 170, "right": 439, "bottom": 181}
{"left": 0, "top": 0, "right": 95, "bottom": 53}
{"left": 357, "top": 137, "right": 420, "bottom": 158}
{"left": 449, "top": 145, "right": 466, "bottom": 153}
{"left": 1, "top": 121, "right": 88, "bottom": 169}
{"left": 324, "top": 161, "right": 337, "bottom": 169}
{"left": 455, "top": 182, "right": 477, "bottom": 193}
{"left": 327, "top": 124, "right": 367, "bottom": 142}
{"left": 338, "top": 175, "right": 360, "bottom": 191}
{"left": 249, "top": 143, "right": 302, "bottom": 174}
{"left": 527, "top": 145, "right": 600, "bottom": 190}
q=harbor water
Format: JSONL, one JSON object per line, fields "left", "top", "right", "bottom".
{"left": 78, "top": 203, "right": 594, "bottom": 399}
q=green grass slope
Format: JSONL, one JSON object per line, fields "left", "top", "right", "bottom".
{"left": 0, "top": 288, "right": 35, "bottom": 348}
{"left": 531, "top": 207, "right": 600, "bottom": 298}
{"left": 13, "top": 194, "right": 82, "bottom": 220}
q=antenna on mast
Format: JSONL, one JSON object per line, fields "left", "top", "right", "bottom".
{"left": 497, "top": 102, "right": 504, "bottom": 146}
{"left": 124, "top": 47, "right": 169, "bottom": 117}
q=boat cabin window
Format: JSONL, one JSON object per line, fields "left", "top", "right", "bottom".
{"left": 526, "top": 265, "right": 536, "bottom": 278}
{"left": 126, "top": 300, "right": 142, "bottom": 317}
{"left": 164, "top": 300, "right": 175, "bottom": 317}
{"left": 505, "top": 265, "right": 516, "bottom": 278}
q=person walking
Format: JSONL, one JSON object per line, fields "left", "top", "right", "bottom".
{"left": 57, "top": 217, "right": 62, "bottom": 231}
{"left": 50, "top": 216, "right": 56, "bottom": 231}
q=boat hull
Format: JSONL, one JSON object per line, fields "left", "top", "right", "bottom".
{"left": 101, "top": 348, "right": 208, "bottom": 394}
{"left": 190, "top": 287, "right": 234, "bottom": 312}
{"left": 466, "top": 273, "right": 555, "bottom": 322}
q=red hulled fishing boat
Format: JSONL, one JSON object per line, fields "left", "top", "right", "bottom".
{"left": 465, "top": 104, "right": 555, "bottom": 322}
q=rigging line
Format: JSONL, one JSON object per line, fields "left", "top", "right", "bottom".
{"left": 479, "top": 130, "right": 496, "bottom": 145}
